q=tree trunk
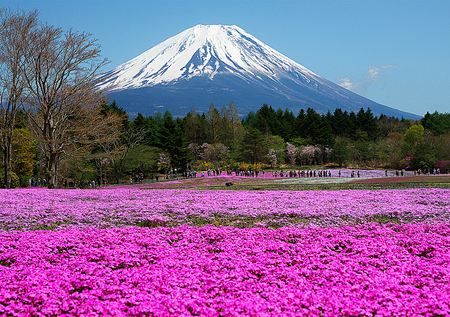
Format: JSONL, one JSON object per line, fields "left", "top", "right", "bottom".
{"left": 47, "top": 152, "right": 58, "bottom": 189}
{"left": 99, "top": 163, "right": 103, "bottom": 187}
{"left": 5, "top": 149, "right": 12, "bottom": 189}
{"left": 3, "top": 135, "right": 13, "bottom": 189}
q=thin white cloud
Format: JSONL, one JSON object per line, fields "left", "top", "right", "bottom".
{"left": 337, "top": 65, "right": 398, "bottom": 96}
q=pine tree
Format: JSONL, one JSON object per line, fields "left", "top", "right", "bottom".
{"left": 155, "top": 111, "right": 189, "bottom": 169}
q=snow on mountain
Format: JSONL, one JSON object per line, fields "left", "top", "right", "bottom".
{"left": 100, "top": 24, "right": 321, "bottom": 90}
{"left": 98, "top": 25, "right": 420, "bottom": 119}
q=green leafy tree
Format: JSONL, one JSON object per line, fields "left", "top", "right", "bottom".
{"left": 377, "top": 133, "right": 404, "bottom": 169}
{"left": 403, "top": 124, "right": 424, "bottom": 144}
{"left": 251, "top": 104, "right": 273, "bottom": 135}
{"left": 227, "top": 101, "right": 244, "bottom": 152}
{"left": 184, "top": 106, "right": 206, "bottom": 145}
{"left": 12, "top": 128, "right": 36, "bottom": 179}
{"left": 218, "top": 105, "right": 231, "bottom": 145}
{"left": 123, "top": 145, "right": 159, "bottom": 175}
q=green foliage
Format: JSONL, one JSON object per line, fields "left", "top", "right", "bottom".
{"left": 0, "top": 170, "right": 19, "bottom": 188}
{"left": 12, "top": 128, "right": 36, "bottom": 177}
{"left": 403, "top": 125, "right": 424, "bottom": 145}
{"left": 356, "top": 108, "right": 380, "bottom": 141}
{"left": 154, "top": 111, "right": 190, "bottom": 168}
{"left": 6, "top": 96, "right": 450, "bottom": 179}
{"left": 421, "top": 111, "right": 450, "bottom": 136}
{"left": 183, "top": 106, "right": 206, "bottom": 145}
{"left": 102, "top": 100, "right": 129, "bottom": 129}
{"left": 330, "top": 137, "right": 350, "bottom": 167}
{"left": 123, "top": 145, "right": 159, "bottom": 174}
{"left": 404, "top": 131, "right": 440, "bottom": 170}
{"left": 239, "top": 127, "right": 265, "bottom": 164}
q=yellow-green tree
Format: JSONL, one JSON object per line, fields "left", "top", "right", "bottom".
{"left": 12, "top": 128, "right": 36, "bottom": 177}
{"left": 403, "top": 125, "right": 424, "bottom": 145}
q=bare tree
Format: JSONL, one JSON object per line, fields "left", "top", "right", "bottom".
{"left": 22, "top": 22, "right": 111, "bottom": 188}
{"left": 218, "top": 105, "right": 230, "bottom": 145}
{"left": 0, "top": 9, "right": 38, "bottom": 188}
{"left": 227, "top": 101, "right": 243, "bottom": 150}
{"left": 205, "top": 103, "right": 220, "bottom": 143}
{"left": 72, "top": 107, "right": 124, "bottom": 185}
{"left": 184, "top": 106, "right": 203, "bottom": 144}
{"left": 98, "top": 124, "right": 146, "bottom": 184}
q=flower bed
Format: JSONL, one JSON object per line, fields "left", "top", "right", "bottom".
{"left": 2, "top": 187, "right": 450, "bottom": 316}
{"left": 1, "top": 224, "right": 449, "bottom": 316}
{"left": 1, "top": 188, "right": 449, "bottom": 230}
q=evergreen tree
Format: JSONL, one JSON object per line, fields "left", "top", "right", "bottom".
{"left": 331, "top": 108, "right": 351, "bottom": 137}
{"left": 421, "top": 111, "right": 450, "bottom": 136}
{"left": 131, "top": 113, "right": 154, "bottom": 144}
{"left": 155, "top": 111, "right": 189, "bottom": 169}
{"left": 295, "top": 109, "right": 307, "bottom": 139}
{"left": 242, "top": 110, "right": 256, "bottom": 127}
{"left": 330, "top": 137, "right": 350, "bottom": 167}
{"left": 356, "top": 108, "right": 380, "bottom": 141}
{"left": 348, "top": 111, "right": 358, "bottom": 138}
{"left": 252, "top": 104, "right": 272, "bottom": 135}
{"left": 239, "top": 127, "right": 265, "bottom": 164}
{"left": 312, "top": 115, "right": 335, "bottom": 163}
{"left": 281, "top": 109, "right": 296, "bottom": 141}
{"left": 304, "top": 108, "right": 322, "bottom": 139}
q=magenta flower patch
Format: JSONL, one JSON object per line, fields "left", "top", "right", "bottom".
{"left": 1, "top": 187, "right": 449, "bottom": 315}
{"left": 1, "top": 188, "right": 449, "bottom": 230}
{"left": 0, "top": 224, "right": 449, "bottom": 316}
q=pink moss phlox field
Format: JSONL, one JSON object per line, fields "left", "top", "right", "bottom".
{"left": 2, "top": 187, "right": 450, "bottom": 316}
{"left": 0, "top": 224, "right": 449, "bottom": 316}
{"left": 1, "top": 188, "right": 450, "bottom": 230}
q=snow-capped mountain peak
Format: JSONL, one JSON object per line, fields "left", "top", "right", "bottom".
{"left": 99, "top": 24, "right": 321, "bottom": 91}
{"left": 99, "top": 24, "right": 419, "bottom": 120}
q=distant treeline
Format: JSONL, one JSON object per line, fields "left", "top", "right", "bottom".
{"left": 101, "top": 101, "right": 450, "bottom": 176}
{"left": 2, "top": 100, "right": 450, "bottom": 187}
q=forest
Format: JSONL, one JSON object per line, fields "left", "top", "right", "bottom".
{"left": 2, "top": 99, "right": 450, "bottom": 188}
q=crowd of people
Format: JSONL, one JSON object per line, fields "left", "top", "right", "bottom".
{"left": 27, "top": 166, "right": 449, "bottom": 188}
{"left": 415, "top": 168, "right": 448, "bottom": 175}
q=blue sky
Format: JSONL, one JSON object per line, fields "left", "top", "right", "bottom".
{"left": 2, "top": 0, "right": 449, "bottom": 116}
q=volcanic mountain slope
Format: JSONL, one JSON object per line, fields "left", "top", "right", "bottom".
{"left": 98, "top": 24, "right": 419, "bottom": 119}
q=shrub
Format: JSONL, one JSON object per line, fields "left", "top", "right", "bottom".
{"left": 0, "top": 170, "right": 20, "bottom": 188}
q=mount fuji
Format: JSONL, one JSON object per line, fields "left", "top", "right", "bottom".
{"left": 98, "top": 24, "right": 419, "bottom": 119}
